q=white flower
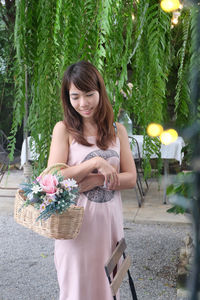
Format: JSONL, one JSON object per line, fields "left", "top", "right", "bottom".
{"left": 55, "top": 188, "right": 63, "bottom": 195}
{"left": 40, "top": 203, "right": 46, "bottom": 212}
{"left": 45, "top": 197, "right": 53, "bottom": 205}
{"left": 31, "top": 185, "right": 42, "bottom": 194}
{"left": 61, "top": 179, "right": 78, "bottom": 189}
{"left": 48, "top": 194, "right": 56, "bottom": 202}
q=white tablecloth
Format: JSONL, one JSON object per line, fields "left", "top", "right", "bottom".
{"left": 129, "top": 135, "right": 185, "bottom": 164}
{"left": 20, "top": 136, "right": 39, "bottom": 167}
{"left": 21, "top": 135, "right": 185, "bottom": 167}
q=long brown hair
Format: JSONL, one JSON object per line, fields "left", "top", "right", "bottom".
{"left": 61, "top": 61, "right": 116, "bottom": 150}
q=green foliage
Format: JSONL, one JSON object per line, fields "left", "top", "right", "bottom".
{"left": 129, "top": 0, "right": 172, "bottom": 176}
{"left": 166, "top": 171, "right": 194, "bottom": 214}
{"left": 189, "top": 5, "right": 200, "bottom": 121}
{"left": 0, "top": 0, "right": 16, "bottom": 138}
{"left": 174, "top": 9, "right": 191, "bottom": 124}
{"left": 8, "top": 0, "right": 193, "bottom": 174}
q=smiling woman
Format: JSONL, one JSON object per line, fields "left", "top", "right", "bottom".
{"left": 47, "top": 60, "right": 137, "bottom": 300}
{"left": 60, "top": 60, "right": 116, "bottom": 150}
{"left": 69, "top": 84, "right": 100, "bottom": 120}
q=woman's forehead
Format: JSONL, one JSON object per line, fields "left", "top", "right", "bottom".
{"left": 69, "top": 83, "right": 80, "bottom": 92}
{"left": 69, "top": 83, "right": 87, "bottom": 94}
{"left": 69, "top": 82, "right": 97, "bottom": 94}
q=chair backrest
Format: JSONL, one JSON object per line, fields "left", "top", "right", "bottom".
{"left": 104, "top": 238, "right": 131, "bottom": 298}
{"left": 0, "top": 130, "right": 9, "bottom": 153}
{"left": 128, "top": 136, "right": 142, "bottom": 162}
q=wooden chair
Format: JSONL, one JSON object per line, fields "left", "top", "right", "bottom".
{"left": 104, "top": 238, "right": 138, "bottom": 300}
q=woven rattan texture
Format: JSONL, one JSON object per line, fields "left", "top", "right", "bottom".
{"left": 14, "top": 163, "right": 84, "bottom": 239}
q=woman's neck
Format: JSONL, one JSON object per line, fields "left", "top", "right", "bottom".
{"left": 82, "top": 119, "right": 97, "bottom": 137}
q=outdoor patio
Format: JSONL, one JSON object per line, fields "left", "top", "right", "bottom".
{"left": 0, "top": 169, "right": 192, "bottom": 299}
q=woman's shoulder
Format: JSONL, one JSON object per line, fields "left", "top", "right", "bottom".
{"left": 53, "top": 120, "right": 66, "bottom": 130}
{"left": 52, "top": 121, "right": 73, "bottom": 144}
{"left": 52, "top": 121, "right": 68, "bottom": 138}
{"left": 115, "top": 122, "right": 128, "bottom": 137}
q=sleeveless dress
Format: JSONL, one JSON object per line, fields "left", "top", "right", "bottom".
{"left": 54, "top": 136, "right": 124, "bottom": 300}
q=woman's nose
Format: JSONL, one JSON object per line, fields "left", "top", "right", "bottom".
{"left": 79, "top": 96, "right": 88, "bottom": 107}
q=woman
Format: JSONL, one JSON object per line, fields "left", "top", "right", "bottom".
{"left": 48, "top": 61, "right": 136, "bottom": 300}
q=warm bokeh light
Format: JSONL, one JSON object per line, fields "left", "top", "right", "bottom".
{"left": 167, "top": 129, "right": 178, "bottom": 142}
{"left": 160, "top": 131, "right": 173, "bottom": 145}
{"left": 147, "top": 122, "right": 178, "bottom": 145}
{"left": 172, "top": 17, "right": 179, "bottom": 24}
{"left": 160, "top": 129, "right": 178, "bottom": 145}
{"left": 160, "top": 0, "right": 181, "bottom": 12}
{"left": 147, "top": 123, "right": 163, "bottom": 137}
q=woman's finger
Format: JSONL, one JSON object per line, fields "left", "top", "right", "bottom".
{"left": 107, "top": 173, "right": 119, "bottom": 190}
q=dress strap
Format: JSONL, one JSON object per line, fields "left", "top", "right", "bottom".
{"left": 113, "top": 122, "right": 117, "bottom": 133}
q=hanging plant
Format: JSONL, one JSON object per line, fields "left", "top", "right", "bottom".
{"left": 9, "top": 0, "right": 193, "bottom": 176}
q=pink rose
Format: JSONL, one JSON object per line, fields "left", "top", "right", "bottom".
{"left": 40, "top": 174, "right": 58, "bottom": 194}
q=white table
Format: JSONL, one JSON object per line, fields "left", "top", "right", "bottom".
{"left": 20, "top": 136, "right": 39, "bottom": 168}
{"left": 130, "top": 135, "right": 185, "bottom": 164}
{"left": 129, "top": 135, "right": 185, "bottom": 203}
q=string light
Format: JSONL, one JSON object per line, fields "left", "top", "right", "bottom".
{"left": 147, "top": 123, "right": 163, "bottom": 137}
{"left": 160, "top": 0, "right": 181, "bottom": 12}
{"left": 132, "top": 13, "right": 135, "bottom": 21}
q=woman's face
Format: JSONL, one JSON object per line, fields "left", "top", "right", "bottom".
{"left": 69, "top": 83, "right": 100, "bottom": 121}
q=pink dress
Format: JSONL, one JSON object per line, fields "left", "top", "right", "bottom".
{"left": 54, "top": 136, "right": 124, "bottom": 300}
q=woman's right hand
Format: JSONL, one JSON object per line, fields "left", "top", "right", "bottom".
{"left": 94, "top": 157, "right": 120, "bottom": 189}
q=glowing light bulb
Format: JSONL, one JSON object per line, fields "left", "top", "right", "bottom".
{"left": 132, "top": 14, "right": 135, "bottom": 21}
{"left": 160, "top": 129, "right": 178, "bottom": 145}
{"left": 160, "top": 131, "right": 173, "bottom": 145}
{"left": 147, "top": 123, "right": 163, "bottom": 137}
{"left": 167, "top": 129, "right": 178, "bottom": 142}
{"left": 160, "top": 0, "right": 181, "bottom": 12}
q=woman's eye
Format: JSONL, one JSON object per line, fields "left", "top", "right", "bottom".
{"left": 71, "top": 97, "right": 78, "bottom": 100}
{"left": 87, "top": 93, "right": 93, "bottom": 97}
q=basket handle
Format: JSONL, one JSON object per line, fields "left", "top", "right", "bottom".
{"left": 39, "top": 163, "right": 69, "bottom": 178}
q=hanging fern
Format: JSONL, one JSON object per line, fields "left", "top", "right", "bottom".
{"left": 189, "top": 5, "right": 200, "bottom": 121}
{"left": 174, "top": 9, "right": 191, "bottom": 123}
{"left": 129, "top": 0, "right": 172, "bottom": 177}
{"left": 103, "top": 0, "right": 134, "bottom": 117}
{"left": 8, "top": 0, "right": 31, "bottom": 160}
{"left": 9, "top": 0, "right": 193, "bottom": 175}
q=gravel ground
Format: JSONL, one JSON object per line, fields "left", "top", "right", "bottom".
{"left": 0, "top": 215, "right": 191, "bottom": 300}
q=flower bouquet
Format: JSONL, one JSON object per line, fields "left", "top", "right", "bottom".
{"left": 20, "top": 173, "right": 79, "bottom": 221}
{"left": 14, "top": 163, "right": 84, "bottom": 239}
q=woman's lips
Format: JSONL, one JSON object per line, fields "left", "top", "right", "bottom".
{"left": 80, "top": 109, "right": 93, "bottom": 115}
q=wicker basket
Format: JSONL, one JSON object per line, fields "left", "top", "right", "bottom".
{"left": 14, "top": 163, "right": 84, "bottom": 239}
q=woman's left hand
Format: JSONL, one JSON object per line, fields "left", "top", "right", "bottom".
{"left": 78, "top": 174, "right": 104, "bottom": 193}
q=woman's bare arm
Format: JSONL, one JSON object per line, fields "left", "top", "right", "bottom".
{"left": 107, "top": 123, "right": 137, "bottom": 190}
{"left": 48, "top": 121, "right": 119, "bottom": 184}
{"left": 78, "top": 174, "right": 104, "bottom": 193}
{"left": 78, "top": 123, "right": 137, "bottom": 192}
